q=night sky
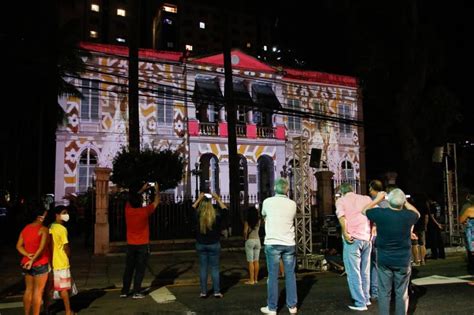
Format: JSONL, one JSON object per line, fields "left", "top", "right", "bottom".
{"left": 1, "top": 0, "right": 472, "bottom": 200}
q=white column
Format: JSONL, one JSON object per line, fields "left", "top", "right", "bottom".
{"left": 219, "top": 107, "right": 226, "bottom": 122}
{"left": 54, "top": 137, "right": 66, "bottom": 203}
{"left": 247, "top": 110, "right": 253, "bottom": 123}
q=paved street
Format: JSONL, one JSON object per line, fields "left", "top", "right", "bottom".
{"left": 1, "top": 247, "right": 473, "bottom": 314}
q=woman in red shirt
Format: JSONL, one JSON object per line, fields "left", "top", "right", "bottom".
{"left": 16, "top": 205, "right": 50, "bottom": 315}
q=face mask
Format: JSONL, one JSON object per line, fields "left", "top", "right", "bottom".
{"left": 60, "top": 214, "right": 70, "bottom": 222}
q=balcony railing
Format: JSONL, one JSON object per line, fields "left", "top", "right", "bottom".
{"left": 199, "top": 122, "right": 218, "bottom": 136}
{"left": 257, "top": 126, "right": 275, "bottom": 138}
{"left": 236, "top": 124, "right": 246, "bottom": 137}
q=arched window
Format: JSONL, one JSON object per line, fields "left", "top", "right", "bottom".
{"left": 200, "top": 153, "right": 219, "bottom": 194}
{"left": 238, "top": 155, "right": 248, "bottom": 203}
{"left": 257, "top": 155, "right": 274, "bottom": 202}
{"left": 341, "top": 160, "right": 354, "bottom": 181}
{"left": 78, "top": 148, "right": 97, "bottom": 192}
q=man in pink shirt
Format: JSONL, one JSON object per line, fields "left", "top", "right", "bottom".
{"left": 336, "top": 183, "right": 372, "bottom": 311}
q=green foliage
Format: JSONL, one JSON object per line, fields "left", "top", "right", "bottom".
{"left": 110, "top": 147, "right": 184, "bottom": 192}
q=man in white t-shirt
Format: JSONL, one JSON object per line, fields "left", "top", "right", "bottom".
{"left": 260, "top": 178, "right": 297, "bottom": 315}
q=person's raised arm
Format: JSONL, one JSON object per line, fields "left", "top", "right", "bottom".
{"left": 362, "top": 191, "right": 386, "bottom": 215}
{"left": 405, "top": 200, "right": 420, "bottom": 218}
{"left": 212, "top": 192, "right": 227, "bottom": 209}
{"left": 137, "top": 182, "right": 149, "bottom": 194}
{"left": 151, "top": 182, "right": 161, "bottom": 209}
{"left": 192, "top": 192, "right": 205, "bottom": 209}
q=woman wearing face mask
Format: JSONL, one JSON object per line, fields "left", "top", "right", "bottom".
{"left": 16, "top": 203, "right": 50, "bottom": 315}
{"left": 49, "top": 206, "right": 74, "bottom": 315}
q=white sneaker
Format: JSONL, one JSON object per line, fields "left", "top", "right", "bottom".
{"left": 288, "top": 306, "right": 298, "bottom": 314}
{"left": 260, "top": 306, "right": 277, "bottom": 314}
{"left": 348, "top": 305, "right": 368, "bottom": 311}
{"left": 366, "top": 301, "right": 372, "bottom": 306}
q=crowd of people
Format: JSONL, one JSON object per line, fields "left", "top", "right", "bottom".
{"left": 11, "top": 177, "right": 474, "bottom": 315}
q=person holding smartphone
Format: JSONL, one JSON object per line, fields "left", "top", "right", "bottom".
{"left": 192, "top": 192, "right": 228, "bottom": 298}
{"left": 120, "top": 182, "right": 160, "bottom": 299}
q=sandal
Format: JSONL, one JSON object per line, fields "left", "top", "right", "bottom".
{"left": 213, "top": 293, "right": 224, "bottom": 298}
{"left": 244, "top": 280, "right": 255, "bottom": 285}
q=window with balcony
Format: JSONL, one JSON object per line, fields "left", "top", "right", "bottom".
{"left": 81, "top": 79, "right": 99, "bottom": 121}
{"left": 157, "top": 86, "right": 174, "bottom": 125}
{"left": 252, "top": 83, "right": 280, "bottom": 128}
{"left": 78, "top": 148, "right": 97, "bottom": 193}
{"left": 193, "top": 77, "right": 224, "bottom": 129}
{"left": 287, "top": 99, "right": 301, "bottom": 131}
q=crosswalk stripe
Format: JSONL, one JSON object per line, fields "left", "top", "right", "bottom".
{"left": 150, "top": 286, "right": 177, "bottom": 304}
{"left": 412, "top": 275, "right": 474, "bottom": 286}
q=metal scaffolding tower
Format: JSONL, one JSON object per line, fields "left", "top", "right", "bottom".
{"left": 443, "top": 143, "right": 462, "bottom": 245}
{"left": 292, "top": 136, "right": 324, "bottom": 269}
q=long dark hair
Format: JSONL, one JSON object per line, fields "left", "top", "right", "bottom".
{"left": 246, "top": 206, "right": 260, "bottom": 230}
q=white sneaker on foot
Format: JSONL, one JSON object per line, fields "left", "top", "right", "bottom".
{"left": 288, "top": 306, "right": 298, "bottom": 313}
{"left": 348, "top": 305, "right": 368, "bottom": 311}
{"left": 260, "top": 306, "right": 277, "bottom": 314}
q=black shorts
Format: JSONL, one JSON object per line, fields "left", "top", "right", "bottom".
{"left": 411, "top": 231, "right": 426, "bottom": 246}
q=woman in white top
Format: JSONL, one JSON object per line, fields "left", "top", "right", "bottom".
{"left": 243, "top": 203, "right": 261, "bottom": 284}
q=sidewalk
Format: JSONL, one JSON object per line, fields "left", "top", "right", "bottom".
{"left": 0, "top": 237, "right": 467, "bottom": 298}
{"left": 0, "top": 237, "right": 253, "bottom": 297}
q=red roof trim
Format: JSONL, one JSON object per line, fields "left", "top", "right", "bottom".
{"left": 283, "top": 68, "right": 357, "bottom": 87}
{"left": 192, "top": 50, "right": 276, "bottom": 73}
{"left": 79, "top": 42, "right": 183, "bottom": 62}
{"left": 79, "top": 42, "right": 358, "bottom": 87}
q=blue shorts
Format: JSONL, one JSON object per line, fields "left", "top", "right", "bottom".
{"left": 22, "top": 264, "right": 50, "bottom": 276}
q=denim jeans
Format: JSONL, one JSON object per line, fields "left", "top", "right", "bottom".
{"left": 377, "top": 263, "right": 411, "bottom": 315}
{"left": 122, "top": 244, "right": 150, "bottom": 294}
{"left": 370, "top": 237, "right": 378, "bottom": 299}
{"left": 196, "top": 242, "right": 221, "bottom": 294}
{"left": 264, "top": 244, "right": 297, "bottom": 311}
{"left": 342, "top": 238, "right": 371, "bottom": 307}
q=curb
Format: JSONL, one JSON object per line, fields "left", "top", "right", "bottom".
{"left": 106, "top": 247, "right": 245, "bottom": 257}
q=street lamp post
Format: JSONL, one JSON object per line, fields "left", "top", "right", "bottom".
{"left": 191, "top": 162, "right": 202, "bottom": 199}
